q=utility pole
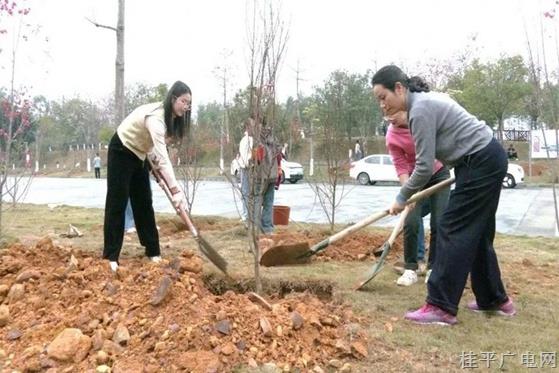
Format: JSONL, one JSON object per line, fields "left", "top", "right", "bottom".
{"left": 294, "top": 61, "right": 313, "bottom": 175}
{"left": 220, "top": 65, "right": 228, "bottom": 174}
{"left": 214, "top": 50, "right": 233, "bottom": 174}
{"left": 86, "top": 0, "right": 125, "bottom": 126}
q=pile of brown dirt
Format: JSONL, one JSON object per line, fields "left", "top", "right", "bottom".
{"left": 268, "top": 229, "right": 405, "bottom": 262}
{"left": 0, "top": 238, "right": 369, "bottom": 372}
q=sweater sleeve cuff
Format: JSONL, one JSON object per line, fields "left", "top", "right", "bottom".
{"left": 396, "top": 193, "right": 407, "bottom": 205}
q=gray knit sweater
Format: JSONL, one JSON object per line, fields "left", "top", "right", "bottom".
{"left": 396, "top": 91, "right": 492, "bottom": 204}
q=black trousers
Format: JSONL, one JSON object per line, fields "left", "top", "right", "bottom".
{"left": 103, "top": 134, "right": 160, "bottom": 262}
{"left": 427, "top": 138, "right": 509, "bottom": 315}
{"left": 94, "top": 167, "right": 101, "bottom": 179}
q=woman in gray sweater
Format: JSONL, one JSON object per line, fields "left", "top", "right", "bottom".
{"left": 372, "top": 65, "right": 516, "bottom": 325}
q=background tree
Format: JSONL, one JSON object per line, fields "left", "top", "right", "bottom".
{"left": 0, "top": 0, "right": 43, "bottom": 236}
{"left": 306, "top": 74, "right": 354, "bottom": 232}
{"left": 448, "top": 56, "right": 532, "bottom": 140}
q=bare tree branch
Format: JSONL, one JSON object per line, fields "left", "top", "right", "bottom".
{"left": 85, "top": 17, "right": 117, "bottom": 32}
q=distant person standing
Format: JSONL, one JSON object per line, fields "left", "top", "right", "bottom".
{"left": 238, "top": 118, "right": 254, "bottom": 224}
{"left": 354, "top": 140, "right": 363, "bottom": 160}
{"left": 507, "top": 144, "right": 518, "bottom": 160}
{"left": 281, "top": 142, "right": 289, "bottom": 160}
{"left": 93, "top": 153, "right": 102, "bottom": 178}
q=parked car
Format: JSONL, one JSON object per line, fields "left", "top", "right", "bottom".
{"left": 230, "top": 157, "right": 304, "bottom": 184}
{"left": 503, "top": 162, "right": 524, "bottom": 189}
{"left": 349, "top": 154, "right": 398, "bottom": 185}
{"left": 349, "top": 154, "right": 525, "bottom": 189}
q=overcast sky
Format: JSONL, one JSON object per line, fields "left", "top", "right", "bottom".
{"left": 1, "top": 0, "right": 556, "bottom": 108}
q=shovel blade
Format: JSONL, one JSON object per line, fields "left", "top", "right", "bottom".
{"left": 354, "top": 242, "right": 391, "bottom": 290}
{"left": 260, "top": 242, "right": 311, "bottom": 267}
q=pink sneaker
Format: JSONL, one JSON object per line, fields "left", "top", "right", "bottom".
{"left": 405, "top": 303, "right": 457, "bottom": 325}
{"left": 466, "top": 298, "right": 516, "bottom": 316}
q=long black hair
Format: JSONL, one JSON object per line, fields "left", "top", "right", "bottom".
{"left": 163, "top": 81, "right": 191, "bottom": 140}
{"left": 371, "top": 65, "right": 430, "bottom": 93}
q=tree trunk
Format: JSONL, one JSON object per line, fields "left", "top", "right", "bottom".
{"left": 498, "top": 117, "right": 504, "bottom": 144}
{"left": 115, "top": 0, "right": 125, "bottom": 125}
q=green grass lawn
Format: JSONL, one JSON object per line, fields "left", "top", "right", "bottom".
{"left": 2, "top": 204, "right": 558, "bottom": 372}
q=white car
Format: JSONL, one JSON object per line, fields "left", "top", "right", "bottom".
{"left": 349, "top": 154, "right": 525, "bottom": 189}
{"left": 503, "top": 162, "right": 524, "bottom": 189}
{"left": 349, "top": 154, "right": 398, "bottom": 185}
{"left": 230, "top": 157, "right": 304, "bottom": 184}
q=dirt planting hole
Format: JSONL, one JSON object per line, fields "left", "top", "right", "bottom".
{"left": 202, "top": 273, "right": 334, "bottom": 301}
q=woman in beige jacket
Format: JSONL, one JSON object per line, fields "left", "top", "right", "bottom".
{"left": 103, "top": 81, "right": 191, "bottom": 272}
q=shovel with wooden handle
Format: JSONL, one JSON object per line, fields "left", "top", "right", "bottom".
{"left": 259, "top": 177, "right": 455, "bottom": 267}
{"left": 299, "top": 177, "right": 455, "bottom": 259}
{"left": 148, "top": 157, "right": 229, "bottom": 275}
{"left": 354, "top": 207, "right": 409, "bottom": 290}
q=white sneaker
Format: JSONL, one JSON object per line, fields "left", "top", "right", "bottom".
{"left": 396, "top": 270, "right": 418, "bottom": 286}
{"left": 125, "top": 227, "right": 136, "bottom": 234}
{"left": 109, "top": 261, "right": 119, "bottom": 272}
{"left": 425, "top": 269, "right": 432, "bottom": 284}
{"left": 149, "top": 256, "right": 162, "bottom": 263}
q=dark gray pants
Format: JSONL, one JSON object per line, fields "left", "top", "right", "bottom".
{"left": 427, "top": 139, "right": 509, "bottom": 315}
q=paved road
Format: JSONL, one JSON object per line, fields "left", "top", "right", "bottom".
{"left": 9, "top": 177, "right": 559, "bottom": 237}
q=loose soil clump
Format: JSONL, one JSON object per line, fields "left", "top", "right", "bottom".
{"left": 1, "top": 238, "right": 369, "bottom": 372}
{"left": 267, "top": 229, "right": 405, "bottom": 262}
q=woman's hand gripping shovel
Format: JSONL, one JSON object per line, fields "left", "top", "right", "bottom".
{"left": 148, "top": 157, "right": 229, "bottom": 275}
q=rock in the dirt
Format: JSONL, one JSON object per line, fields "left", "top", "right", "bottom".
{"left": 113, "top": 324, "right": 130, "bottom": 346}
{"left": 15, "top": 269, "right": 41, "bottom": 283}
{"left": 328, "top": 359, "right": 343, "bottom": 368}
{"left": 0, "top": 284, "right": 9, "bottom": 296}
{"left": 0, "top": 304, "right": 9, "bottom": 326}
{"left": 35, "top": 236, "right": 54, "bottom": 250}
{"left": 340, "top": 363, "right": 352, "bottom": 372}
{"left": 220, "top": 342, "right": 237, "bottom": 356}
{"left": 91, "top": 330, "right": 105, "bottom": 351}
{"left": 96, "top": 351, "right": 109, "bottom": 365}
{"left": 7, "top": 283, "right": 25, "bottom": 304}
{"left": 312, "top": 366, "right": 325, "bottom": 373}
{"left": 335, "top": 339, "right": 351, "bottom": 355}
{"left": 215, "top": 319, "right": 231, "bottom": 335}
{"left": 7, "top": 329, "right": 22, "bottom": 340}
{"left": 150, "top": 275, "right": 173, "bottom": 306}
{"left": 261, "top": 362, "right": 282, "bottom": 373}
{"left": 154, "top": 342, "right": 166, "bottom": 352}
{"left": 102, "top": 340, "right": 124, "bottom": 356}
{"left": 47, "top": 328, "right": 92, "bottom": 362}
{"left": 247, "top": 292, "right": 273, "bottom": 310}
{"left": 178, "top": 257, "right": 203, "bottom": 274}
{"left": 112, "top": 360, "right": 146, "bottom": 373}
{"left": 290, "top": 311, "right": 304, "bottom": 330}
{"left": 319, "top": 316, "right": 338, "bottom": 327}
{"left": 350, "top": 341, "right": 368, "bottom": 358}
{"left": 259, "top": 317, "right": 273, "bottom": 337}
{"left": 177, "top": 350, "right": 221, "bottom": 372}
{"left": 247, "top": 357, "right": 258, "bottom": 368}
{"left": 215, "top": 309, "right": 227, "bottom": 321}
{"left": 96, "top": 365, "right": 111, "bottom": 373}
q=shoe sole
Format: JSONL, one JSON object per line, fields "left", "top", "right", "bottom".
{"left": 396, "top": 281, "right": 418, "bottom": 286}
{"left": 407, "top": 319, "right": 456, "bottom": 326}
{"left": 469, "top": 309, "right": 516, "bottom": 317}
